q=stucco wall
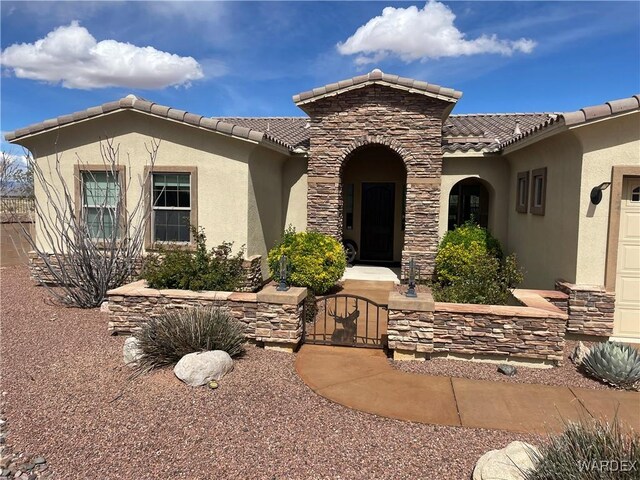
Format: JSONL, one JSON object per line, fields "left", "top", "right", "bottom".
{"left": 440, "top": 155, "right": 510, "bottom": 247}
{"left": 282, "top": 157, "right": 308, "bottom": 232}
{"left": 248, "top": 148, "right": 285, "bottom": 277}
{"left": 14, "top": 110, "right": 290, "bottom": 272}
{"left": 572, "top": 112, "right": 640, "bottom": 285}
{"left": 505, "top": 131, "right": 583, "bottom": 289}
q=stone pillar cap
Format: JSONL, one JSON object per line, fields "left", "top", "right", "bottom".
{"left": 387, "top": 291, "right": 434, "bottom": 312}
{"left": 256, "top": 285, "right": 307, "bottom": 305}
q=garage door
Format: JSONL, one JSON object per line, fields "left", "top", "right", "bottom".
{"left": 614, "top": 177, "right": 640, "bottom": 339}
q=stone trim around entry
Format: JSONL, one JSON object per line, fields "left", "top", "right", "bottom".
{"left": 304, "top": 85, "right": 449, "bottom": 278}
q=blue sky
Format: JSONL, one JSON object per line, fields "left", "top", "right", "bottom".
{"left": 1, "top": 1, "right": 639, "bottom": 154}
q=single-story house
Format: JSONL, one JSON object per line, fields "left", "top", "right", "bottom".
{"left": 5, "top": 69, "right": 640, "bottom": 340}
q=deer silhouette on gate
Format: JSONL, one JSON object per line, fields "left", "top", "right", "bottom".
{"left": 328, "top": 304, "right": 359, "bottom": 345}
{"left": 304, "top": 294, "right": 387, "bottom": 348}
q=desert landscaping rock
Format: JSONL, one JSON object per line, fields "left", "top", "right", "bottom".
{"left": 122, "top": 337, "right": 142, "bottom": 367}
{"left": 393, "top": 340, "right": 609, "bottom": 390}
{"left": 174, "top": 350, "right": 234, "bottom": 387}
{"left": 570, "top": 341, "right": 590, "bottom": 366}
{"left": 473, "top": 441, "right": 539, "bottom": 480}
{"left": 498, "top": 364, "right": 517, "bottom": 376}
{"left": 2, "top": 265, "right": 542, "bottom": 479}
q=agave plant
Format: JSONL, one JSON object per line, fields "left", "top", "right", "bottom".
{"left": 581, "top": 342, "right": 640, "bottom": 390}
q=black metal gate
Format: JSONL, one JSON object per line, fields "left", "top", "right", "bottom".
{"left": 304, "top": 294, "right": 387, "bottom": 348}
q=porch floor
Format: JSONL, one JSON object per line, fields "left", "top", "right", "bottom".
{"left": 341, "top": 265, "right": 401, "bottom": 284}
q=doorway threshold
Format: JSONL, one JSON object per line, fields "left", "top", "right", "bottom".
{"left": 341, "top": 264, "right": 401, "bottom": 284}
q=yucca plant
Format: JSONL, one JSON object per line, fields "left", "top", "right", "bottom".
{"left": 523, "top": 416, "right": 640, "bottom": 480}
{"left": 134, "top": 306, "right": 246, "bottom": 373}
{"left": 581, "top": 342, "right": 640, "bottom": 390}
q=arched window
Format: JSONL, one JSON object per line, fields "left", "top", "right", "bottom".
{"left": 448, "top": 178, "right": 489, "bottom": 230}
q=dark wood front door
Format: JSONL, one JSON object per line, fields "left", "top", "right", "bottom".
{"left": 360, "top": 182, "right": 395, "bottom": 261}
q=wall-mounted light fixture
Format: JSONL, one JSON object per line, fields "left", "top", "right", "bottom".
{"left": 590, "top": 182, "right": 611, "bottom": 205}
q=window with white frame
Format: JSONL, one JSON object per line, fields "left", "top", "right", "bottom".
{"left": 82, "top": 171, "right": 120, "bottom": 239}
{"left": 152, "top": 173, "right": 192, "bottom": 242}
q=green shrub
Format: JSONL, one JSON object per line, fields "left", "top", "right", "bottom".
{"left": 524, "top": 417, "right": 640, "bottom": 480}
{"left": 268, "top": 227, "right": 346, "bottom": 294}
{"left": 142, "top": 226, "right": 245, "bottom": 291}
{"left": 134, "top": 306, "right": 246, "bottom": 372}
{"left": 433, "top": 222, "right": 523, "bottom": 305}
{"left": 582, "top": 342, "right": 640, "bottom": 390}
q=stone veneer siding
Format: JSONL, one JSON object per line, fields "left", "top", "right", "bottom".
{"left": 301, "top": 85, "right": 452, "bottom": 276}
{"left": 106, "top": 281, "right": 306, "bottom": 350}
{"left": 237, "top": 255, "right": 264, "bottom": 292}
{"left": 555, "top": 281, "right": 615, "bottom": 337}
{"left": 387, "top": 289, "right": 568, "bottom": 364}
{"left": 29, "top": 252, "right": 264, "bottom": 293}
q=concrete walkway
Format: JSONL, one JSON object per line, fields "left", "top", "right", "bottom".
{"left": 295, "top": 345, "right": 640, "bottom": 434}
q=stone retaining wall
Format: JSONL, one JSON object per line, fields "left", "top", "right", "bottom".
{"left": 28, "top": 252, "right": 264, "bottom": 292}
{"left": 555, "top": 281, "right": 615, "bottom": 337}
{"left": 387, "top": 292, "right": 434, "bottom": 354}
{"left": 388, "top": 289, "right": 568, "bottom": 364}
{"left": 106, "top": 281, "right": 306, "bottom": 352}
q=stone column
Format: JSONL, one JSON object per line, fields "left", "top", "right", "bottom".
{"left": 306, "top": 179, "right": 341, "bottom": 238}
{"left": 402, "top": 180, "right": 441, "bottom": 278}
{"left": 255, "top": 285, "right": 308, "bottom": 353}
{"left": 387, "top": 290, "right": 435, "bottom": 361}
{"left": 555, "top": 280, "right": 615, "bottom": 337}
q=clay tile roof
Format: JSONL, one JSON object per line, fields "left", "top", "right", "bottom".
{"left": 443, "top": 113, "right": 555, "bottom": 153}
{"left": 215, "top": 117, "right": 310, "bottom": 150}
{"left": 6, "top": 92, "right": 638, "bottom": 156}
{"left": 3, "top": 94, "right": 299, "bottom": 153}
{"left": 499, "top": 94, "right": 639, "bottom": 150}
{"left": 293, "top": 68, "right": 463, "bottom": 105}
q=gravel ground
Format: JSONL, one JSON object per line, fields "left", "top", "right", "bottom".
{"left": 391, "top": 340, "right": 611, "bottom": 390}
{"left": 0, "top": 266, "right": 538, "bottom": 480}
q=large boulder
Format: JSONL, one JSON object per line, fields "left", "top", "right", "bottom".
{"left": 473, "top": 441, "right": 539, "bottom": 480}
{"left": 174, "top": 351, "right": 234, "bottom": 387}
{"left": 123, "top": 337, "right": 143, "bottom": 367}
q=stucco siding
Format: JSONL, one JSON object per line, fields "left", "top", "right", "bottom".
{"left": 441, "top": 155, "right": 510, "bottom": 247}
{"left": 282, "top": 157, "right": 308, "bottom": 232}
{"left": 16, "top": 110, "right": 255, "bottom": 256}
{"left": 248, "top": 148, "right": 287, "bottom": 277}
{"left": 573, "top": 112, "right": 640, "bottom": 285}
{"left": 505, "top": 132, "right": 583, "bottom": 289}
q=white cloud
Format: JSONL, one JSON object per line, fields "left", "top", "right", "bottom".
{"left": 0, "top": 21, "right": 205, "bottom": 89}
{"left": 337, "top": 1, "right": 536, "bottom": 64}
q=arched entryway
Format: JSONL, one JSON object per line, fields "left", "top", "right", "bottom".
{"left": 342, "top": 144, "right": 407, "bottom": 263}
{"left": 447, "top": 178, "right": 490, "bottom": 230}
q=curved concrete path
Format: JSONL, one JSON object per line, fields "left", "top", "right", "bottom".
{"left": 295, "top": 344, "right": 640, "bottom": 434}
